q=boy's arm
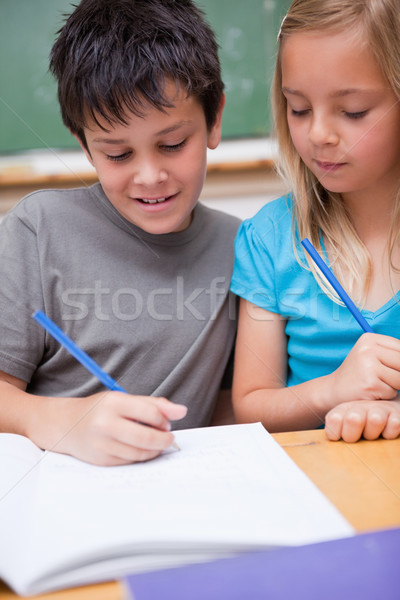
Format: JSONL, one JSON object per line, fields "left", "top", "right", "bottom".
{"left": 0, "top": 370, "right": 186, "bottom": 465}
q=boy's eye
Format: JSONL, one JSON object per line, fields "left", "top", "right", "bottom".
{"left": 160, "top": 140, "right": 186, "bottom": 152}
{"left": 345, "top": 110, "right": 368, "bottom": 119}
{"left": 106, "top": 151, "right": 131, "bottom": 162}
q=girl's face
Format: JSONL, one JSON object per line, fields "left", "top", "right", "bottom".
{"left": 281, "top": 30, "right": 400, "bottom": 205}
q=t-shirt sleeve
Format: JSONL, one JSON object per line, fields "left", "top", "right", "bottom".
{"left": 230, "top": 217, "right": 279, "bottom": 313}
{"left": 0, "top": 207, "right": 45, "bottom": 381}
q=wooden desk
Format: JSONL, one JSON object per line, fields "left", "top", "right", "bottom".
{"left": 1, "top": 430, "right": 399, "bottom": 599}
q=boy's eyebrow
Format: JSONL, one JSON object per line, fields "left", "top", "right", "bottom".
{"left": 91, "top": 121, "right": 193, "bottom": 144}
{"left": 156, "top": 120, "right": 193, "bottom": 135}
{"left": 91, "top": 138, "right": 128, "bottom": 144}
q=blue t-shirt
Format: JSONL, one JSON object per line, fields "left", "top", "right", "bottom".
{"left": 231, "top": 195, "right": 400, "bottom": 387}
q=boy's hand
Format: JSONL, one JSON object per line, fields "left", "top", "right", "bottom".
{"left": 325, "top": 398, "right": 400, "bottom": 442}
{"left": 53, "top": 393, "right": 187, "bottom": 466}
{"left": 326, "top": 333, "right": 400, "bottom": 408}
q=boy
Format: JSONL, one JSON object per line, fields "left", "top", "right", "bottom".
{"left": 0, "top": 0, "right": 240, "bottom": 465}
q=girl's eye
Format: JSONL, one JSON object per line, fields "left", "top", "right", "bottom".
{"left": 345, "top": 110, "right": 368, "bottom": 120}
{"left": 106, "top": 151, "right": 131, "bottom": 162}
{"left": 160, "top": 140, "right": 186, "bottom": 152}
{"left": 290, "top": 109, "right": 310, "bottom": 117}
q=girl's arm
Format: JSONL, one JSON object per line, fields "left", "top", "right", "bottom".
{"left": 233, "top": 299, "right": 400, "bottom": 436}
{"left": 232, "top": 299, "right": 334, "bottom": 432}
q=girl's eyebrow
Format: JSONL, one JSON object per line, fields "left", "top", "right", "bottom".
{"left": 330, "top": 89, "right": 379, "bottom": 98}
{"left": 282, "top": 86, "right": 378, "bottom": 98}
{"left": 281, "top": 87, "right": 305, "bottom": 97}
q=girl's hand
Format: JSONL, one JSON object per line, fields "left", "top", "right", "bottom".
{"left": 325, "top": 398, "right": 400, "bottom": 442}
{"left": 48, "top": 393, "right": 188, "bottom": 466}
{"left": 326, "top": 333, "right": 400, "bottom": 407}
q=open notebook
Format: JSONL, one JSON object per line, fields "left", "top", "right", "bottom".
{"left": 0, "top": 423, "right": 353, "bottom": 596}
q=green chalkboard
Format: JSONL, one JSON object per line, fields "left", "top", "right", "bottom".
{"left": 0, "top": 0, "right": 290, "bottom": 153}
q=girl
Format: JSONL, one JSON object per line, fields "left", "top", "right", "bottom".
{"left": 231, "top": 0, "right": 400, "bottom": 442}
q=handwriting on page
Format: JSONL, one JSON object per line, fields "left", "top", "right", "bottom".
{"left": 42, "top": 434, "right": 285, "bottom": 494}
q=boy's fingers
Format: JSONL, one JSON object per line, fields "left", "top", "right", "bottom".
{"left": 97, "top": 442, "right": 164, "bottom": 466}
{"left": 153, "top": 397, "right": 188, "bottom": 421}
{"left": 113, "top": 418, "right": 177, "bottom": 451}
{"left": 108, "top": 394, "right": 177, "bottom": 431}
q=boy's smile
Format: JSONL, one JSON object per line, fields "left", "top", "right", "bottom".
{"left": 79, "top": 80, "right": 224, "bottom": 234}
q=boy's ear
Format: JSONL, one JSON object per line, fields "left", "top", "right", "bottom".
{"left": 72, "top": 132, "right": 94, "bottom": 166}
{"left": 207, "top": 93, "right": 225, "bottom": 150}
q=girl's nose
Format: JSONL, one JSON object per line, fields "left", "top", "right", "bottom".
{"left": 309, "top": 115, "right": 339, "bottom": 146}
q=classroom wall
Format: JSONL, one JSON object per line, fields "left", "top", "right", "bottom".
{"left": 0, "top": 0, "right": 291, "bottom": 153}
{"left": 0, "top": 0, "right": 290, "bottom": 220}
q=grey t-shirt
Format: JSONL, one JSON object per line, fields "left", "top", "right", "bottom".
{"left": 0, "top": 183, "right": 240, "bottom": 429}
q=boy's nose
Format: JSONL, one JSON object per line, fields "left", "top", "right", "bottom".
{"left": 132, "top": 160, "right": 168, "bottom": 186}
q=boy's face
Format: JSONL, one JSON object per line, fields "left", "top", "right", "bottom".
{"left": 78, "top": 81, "right": 224, "bottom": 234}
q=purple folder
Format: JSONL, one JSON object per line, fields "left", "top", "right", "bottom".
{"left": 124, "top": 527, "right": 400, "bottom": 600}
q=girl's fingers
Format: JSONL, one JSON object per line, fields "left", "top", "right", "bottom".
{"left": 325, "top": 403, "right": 367, "bottom": 442}
{"left": 362, "top": 406, "right": 389, "bottom": 440}
{"left": 377, "top": 348, "right": 400, "bottom": 391}
{"left": 374, "top": 333, "right": 400, "bottom": 352}
{"left": 382, "top": 411, "right": 400, "bottom": 440}
{"left": 324, "top": 409, "right": 343, "bottom": 441}
{"left": 326, "top": 400, "right": 400, "bottom": 443}
{"left": 338, "top": 407, "right": 366, "bottom": 442}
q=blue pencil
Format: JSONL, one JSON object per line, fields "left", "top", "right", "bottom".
{"left": 301, "top": 238, "right": 373, "bottom": 334}
{"left": 33, "top": 310, "right": 126, "bottom": 392}
{"left": 33, "top": 310, "right": 180, "bottom": 450}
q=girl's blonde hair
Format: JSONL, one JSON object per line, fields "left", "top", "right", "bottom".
{"left": 272, "top": 0, "right": 400, "bottom": 305}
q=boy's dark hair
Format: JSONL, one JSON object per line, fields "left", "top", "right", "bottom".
{"left": 49, "top": 0, "right": 224, "bottom": 148}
